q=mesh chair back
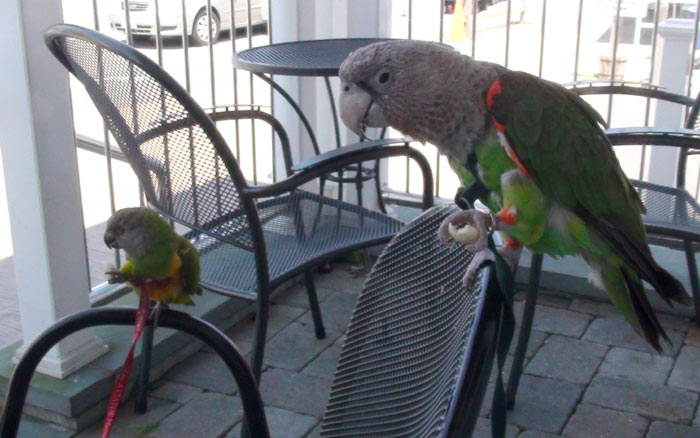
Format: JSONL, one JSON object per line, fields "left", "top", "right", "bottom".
{"left": 45, "top": 25, "right": 255, "bottom": 249}
{"left": 321, "top": 205, "right": 496, "bottom": 438}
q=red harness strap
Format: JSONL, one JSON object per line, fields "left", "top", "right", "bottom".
{"left": 486, "top": 78, "right": 533, "bottom": 180}
{"left": 102, "top": 289, "right": 151, "bottom": 438}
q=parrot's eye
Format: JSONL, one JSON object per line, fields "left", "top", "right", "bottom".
{"left": 378, "top": 72, "right": 390, "bottom": 84}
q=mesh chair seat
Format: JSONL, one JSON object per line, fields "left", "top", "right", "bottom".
{"left": 190, "top": 190, "right": 404, "bottom": 298}
{"left": 321, "top": 205, "right": 494, "bottom": 438}
{"left": 633, "top": 179, "right": 700, "bottom": 239}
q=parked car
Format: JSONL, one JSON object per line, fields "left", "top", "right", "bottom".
{"left": 108, "top": 0, "right": 268, "bottom": 46}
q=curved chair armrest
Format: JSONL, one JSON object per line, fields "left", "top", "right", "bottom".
{"left": 242, "top": 138, "right": 435, "bottom": 210}
{"left": 605, "top": 127, "right": 700, "bottom": 149}
{"left": 0, "top": 307, "right": 270, "bottom": 438}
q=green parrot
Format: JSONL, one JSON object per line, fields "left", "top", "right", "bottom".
{"left": 101, "top": 207, "right": 201, "bottom": 437}
{"left": 338, "top": 40, "right": 689, "bottom": 351}
{"left": 104, "top": 207, "right": 202, "bottom": 305}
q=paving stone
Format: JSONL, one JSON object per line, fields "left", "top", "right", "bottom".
{"left": 302, "top": 337, "right": 344, "bottom": 380}
{"left": 225, "top": 304, "right": 306, "bottom": 346}
{"left": 259, "top": 368, "right": 332, "bottom": 418}
{"left": 584, "top": 376, "right": 698, "bottom": 422}
{"left": 685, "top": 325, "right": 700, "bottom": 347}
{"left": 530, "top": 305, "right": 592, "bottom": 338}
{"left": 562, "top": 403, "right": 648, "bottom": 438}
{"left": 525, "top": 335, "right": 607, "bottom": 384}
{"left": 225, "top": 406, "right": 317, "bottom": 438}
{"left": 305, "top": 422, "right": 322, "bottom": 438}
{"left": 657, "top": 313, "right": 690, "bottom": 332}
{"left": 516, "top": 432, "right": 560, "bottom": 438}
{"left": 668, "top": 345, "right": 700, "bottom": 392}
{"left": 150, "top": 381, "right": 202, "bottom": 404}
{"left": 264, "top": 322, "right": 340, "bottom": 371}
{"left": 165, "top": 351, "right": 239, "bottom": 394}
{"left": 17, "top": 417, "right": 73, "bottom": 438}
{"left": 536, "top": 292, "right": 573, "bottom": 309}
{"left": 76, "top": 397, "right": 179, "bottom": 437}
{"left": 153, "top": 392, "right": 243, "bottom": 438}
{"left": 569, "top": 299, "right": 619, "bottom": 318}
{"left": 299, "top": 292, "right": 357, "bottom": 333}
{"left": 314, "top": 266, "right": 367, "bottom": 296}
{"left": 646, "top": 421, "right": 700, "bottom": 438}
{"left": 509, "top": 328, "right": 548, "bottom": 359}
{"left": 583, "top": 317, "right": 683, "bottom": 357}
{"left": 272, "top": 282, "right": 334, "bottom": 308}
{"left": 473, "top": 417, "right": 519, "bottom": 438}
{"left": 597, "top": 347, "right": 673, "bottom": 386}
{"left": 507, "top": 375, "right": 583, "bottom": 433}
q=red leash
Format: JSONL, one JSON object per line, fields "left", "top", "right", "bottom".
{"left": 102, "top": 290, "right": 151, "bottom": 438}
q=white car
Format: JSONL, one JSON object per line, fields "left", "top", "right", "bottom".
{"left": 108, "top": 0, "right": 268, "bottom": 46}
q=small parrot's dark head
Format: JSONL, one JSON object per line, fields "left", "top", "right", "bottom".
{"left": 339, "top": 40, "right": 503, "bottom": 147}
{"left": 104, "top": 207, "right": 169, "bottom": 258}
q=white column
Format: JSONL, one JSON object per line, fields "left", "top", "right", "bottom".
{"left": 0, "top": 0, "right": 107, "bottom": 377}
{"left": 647, "top": 18, "right": 694, "bottom": 185}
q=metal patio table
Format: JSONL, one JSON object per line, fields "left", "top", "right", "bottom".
{"left": 233, "top": 38, "right": 389, "bottom": 209}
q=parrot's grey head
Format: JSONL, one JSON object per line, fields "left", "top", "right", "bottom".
{"left": 339, "top": 40, "right": 503, "bottom": 149}
{"left": 104, "top": 207, "right": 166, "bottom": 258}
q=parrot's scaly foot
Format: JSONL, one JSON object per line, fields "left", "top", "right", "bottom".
{"left": 437, "top": 209, "right": 495, "bottom": 253}
{"left": 103, "top": 264, "right": 131, "bottom": 284}
{"left": 463, "top": 249, "right": 495, "bottom": 287}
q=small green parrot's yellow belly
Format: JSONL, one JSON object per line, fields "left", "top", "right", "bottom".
{"left": 121, "top": 253, "right": 195, "bottom": 305}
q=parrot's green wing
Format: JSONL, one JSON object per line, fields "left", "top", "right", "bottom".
{"left": 177, "top": 237, "right": 202, "bottom": 296}
{"left": 488, "top": 71, "right": 645, "bottom": 237}
{"left": 487, "top": 70, "right": 688, "bottom": 307}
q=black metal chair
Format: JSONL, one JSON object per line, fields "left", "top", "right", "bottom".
{"left": 0, "top": 308, "right": 270, "bottom": 438}
{"left": 320, "top": 204, "right": 513, "bottom": 438}
{"left": 505, "top": 80, "right": 700, "bottom": 409}
{"left": 44, "top": 24, "right": 433, "bottom": 400}
{"left": 1, "top": 205, "right": 510, "bottom": 438}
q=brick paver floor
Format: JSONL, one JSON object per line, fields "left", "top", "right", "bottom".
{"left": 15, "top": 264, "right": 700, "bottom": 437}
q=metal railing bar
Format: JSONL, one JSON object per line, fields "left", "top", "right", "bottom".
{"left": 505, "top": 0, "right": 512, "bottom": 67}
{"left": 471, "top": 0, "right": 478, "bottom": 57}
{"left": 573, "top": 0, "right": 584, "bottom": 80}
{"left": 124, "top": 0, "right": 134, "bottom": 46}
{"left": 230, "top": 0, "right": 242, "bottom": 160}
{"left": 91, "top": 0, "right": 121, "bottom": 270}
{"left": 686, "top": 2, "right": 700, "bottom": 99}
{"left": 154, "top": 0, "right": 164, "bottom": 66}
{"left": 538, "top": 0, "right": 547, "bottom": 77}
{"left": 207, "top": 0, "right": 216, "bottom": 106}
{"left": 606, "top": 0, "right": 623, "bottom": 125}
{"left": 640, "top": 0, "right": 663, "bottom": 180}
{"left": 406, "top": 0, "right": 413, "bottom": 192}
{"left": 181, "top": 0, "right": 192, "bottom": 92}
{"left": 267, "top": 0, "right": 275, "bottom": 182}
{"left": 437, "top": 0, "right": 444, "bottom": 196}
{"left": 247, "top": 0, "right": 258, "bottom": 185}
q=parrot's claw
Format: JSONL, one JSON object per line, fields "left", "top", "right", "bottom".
{"left": 463, "top": 249, "right": 495, "bottom": 287}
{"left": 462, "top": 245, "right": 522, "bottom": 288}
{"left": 104, "top": 270, "right": 130, "bottom": 284}
{"left": 438, "top": 209, "right": 496, "bottom": 253}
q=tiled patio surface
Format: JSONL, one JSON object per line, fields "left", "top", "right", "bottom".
{"left": 12, "top": 262, "right": 700, "bottom": 438}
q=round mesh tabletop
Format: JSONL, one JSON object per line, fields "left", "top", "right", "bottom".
{"left": 233, "top": 38, "right": 389, "bottom": 76}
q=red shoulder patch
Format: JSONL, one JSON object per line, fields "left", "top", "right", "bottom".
{"left": 486, "top": 78, "right": 502, "bottom": 111}
{"left": 486, "top": 78, "right": 505, "bottom": 133}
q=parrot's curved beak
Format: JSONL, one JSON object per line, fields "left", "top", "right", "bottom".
{"left": 104, "top": 232, "right": 118, "bottom": 249}
{"left": 339, "top": 81, "right": 387, "bottom": 135}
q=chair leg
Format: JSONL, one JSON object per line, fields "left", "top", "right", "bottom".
{"left": 506, "top": 252, "right": 543, "bottom": 410}
{"left": 304, "top": 270, "right": 326, "bottom": 339}
{"left": 684, "top": 240, "right": 700, "bottom": 326}
{"left": 250, "top": 298, "right": 270, "bottom": 383}
{"left": 134, "top": 313, "right": 155, "bottom": 414}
